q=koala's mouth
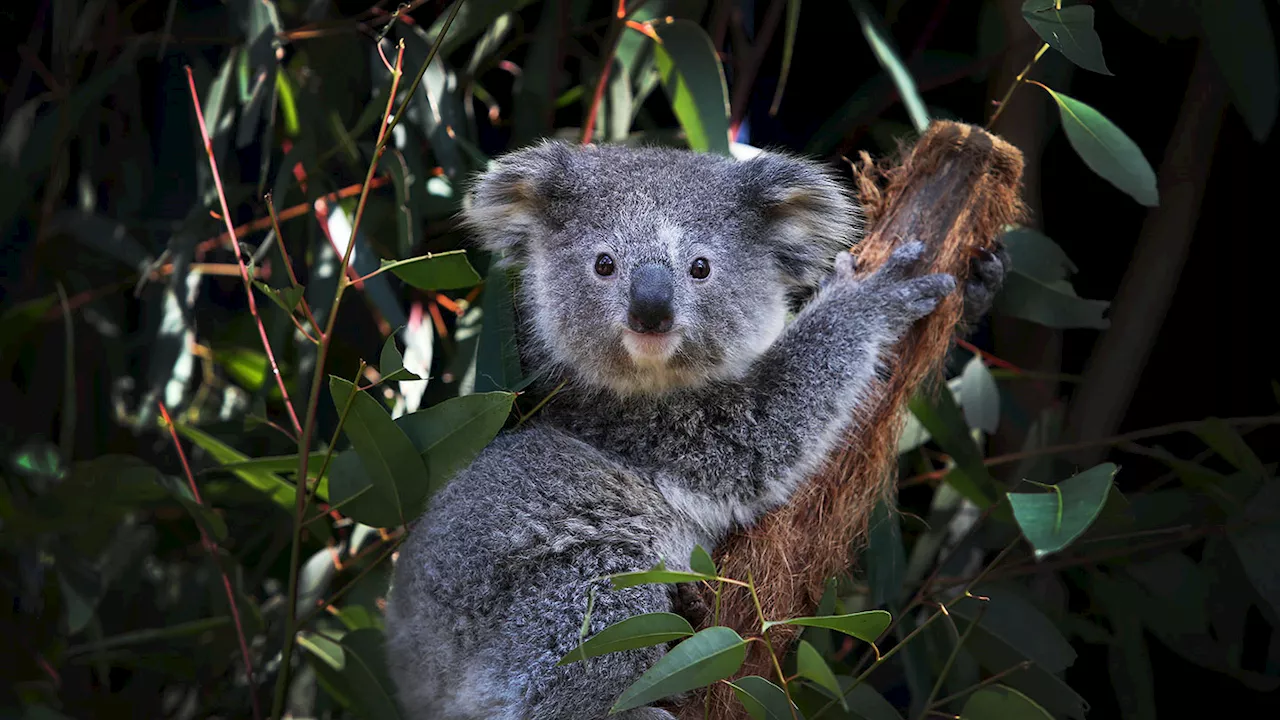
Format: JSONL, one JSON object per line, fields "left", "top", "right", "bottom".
{"left": 621, "top": 329, "right": 682, "bottom": 365}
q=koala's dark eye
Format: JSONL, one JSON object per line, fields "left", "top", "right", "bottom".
{"left": 689, "top": 257, "right": 711, "bottom": 280}
{"left": 594, "top": 253, "right": 616, "bottom": 277}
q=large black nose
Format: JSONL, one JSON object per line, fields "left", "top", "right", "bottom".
{"left": 628, "top": 263, "right": 674, "bottom": 333}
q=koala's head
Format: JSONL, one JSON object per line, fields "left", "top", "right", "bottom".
{"left": 462, "top": 141, "right": 858, "bottom": 397}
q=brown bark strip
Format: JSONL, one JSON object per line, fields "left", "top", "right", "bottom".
{"left": 677, "top": 120, "right": 1026, "bottom": 719}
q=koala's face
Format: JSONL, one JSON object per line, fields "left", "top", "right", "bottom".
{"left": 464, "top": 142, "right": 857, "bottom": 396}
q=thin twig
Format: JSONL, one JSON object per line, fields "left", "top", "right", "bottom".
{"left": 184, "top": 67, "right": 302, "bottom": 435}
{"left": 929, "top": 660, "right": 1033, "bottom": 710}
{"left": 986, "top": 42, "right": 1049, "bottom": 129}
{"left": 265, "top": 193, "right": 322, "bottom": 338}
{"left": 158, "top": 402, "right": 262, "bottom": 720}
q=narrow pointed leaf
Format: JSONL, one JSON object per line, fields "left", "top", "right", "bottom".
{"left": 557, "top": 612, "right": 694, "bottom": 665}
{"left": 1201, "top": 0, "right": 1278, "bottom": 142}
{"left": 690, "top": 545, "right": 717, "bottom": 577}
{"left": 254, "top": 280, "right": 305, "bottom": 316}
{"left": 763, "top": 610, "right": 891, "bottom": 643}
{"left": 395, "top": 391, "right": 516, "bottom": 489}
{"left": 961, "top": 685, "right": 1053, "bottom": 719}
{"left": 1040, "top": 87, "right": 1158, "bottom": 206}
{"left": 652, "top": 19, "right": 731, "bottom": 154}
{"left": 768, "top": 0, "right": 803, "bottom": 114}
{"left": 379, "top": 334, "right": 422, "bottom": 383}
{"left": 381, "top": 250, "right": 481, "bottom": 291}
{"left": 214, "top": 452, "right": 329, "bottom": 478}
{"left": 848, "top": 0, "right": 929, "bottom": 133}
{"left": 796, "top": 639, "right": 845, "bottom": 708}
{"left": 1192, "top": 418, "right": 1266, "bottom": 478}
{"left": 960, "top": 355, "right": 1000, "bottom": 434}
{"left": 1008, "top": 463, "right": 1118, "bottom": 558}
{"left": 608, "top": 569, "right": 718, "bottom": 590}
{"left": 1021, "top": 0, "right": 1112, "bottom": 75}
{"left": 727, "top": 676, "right": 796, "bottom": 720}
{"left": 610, "top": 626, "right": 748, "bottom": 712}
{"left": 330, "top": 377, "right": 430, "bottom": 527}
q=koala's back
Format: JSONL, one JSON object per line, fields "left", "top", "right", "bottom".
{"left": 386, "top": 424, "right": 685, "bottom": 719}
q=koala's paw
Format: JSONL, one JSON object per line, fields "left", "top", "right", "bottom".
{"left": 670, "top": 583, "right": 711, "bottom": 631}
{"left": 961, "top": 240, "right": 1010, "bottom": 324}
{"left": 861, "top": 241, "right": 956, "bottom": 330}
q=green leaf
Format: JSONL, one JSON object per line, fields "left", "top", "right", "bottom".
{"left": 952, "top": 582, "right": 1076, "bottom": 674}
{"left": 610, "top": 626, "right": 748, "bottom": 712}
{"left": 64, "top": 617, "right": 232, "bottom": 656}
{"left": 1007, "top": 463, "right": 1118, "bottom": 558}
{"left": 690, "top": 545, "right": 717, "bottom": 577}
{"left": 844, "top": 680, "right": 905, "bottom": 720}
{"left": 652, "top": 19, "right": 731, "bottom": 155}
{"left": 1192, "top": 418, "right": 1266, "bottom": 478}
{"left": 215, "top": 452, "right": 329, "bottom": 478}
{"left": 1039, "top": 87, "right": 1158, "bottom": 207}
{"left": 997, "top": 227, "right": 1111, "bottom": 328}
{"left": 1021, "top": 0, "right": 1112, "bottom": 75}
{"left": 557, "top": 612, "right": 694, "bottom": 665}
{"left": 173, "top": 422, "right": 322, "bottom": 510}
{"left": 327, "top": 450, "right": 390, "bottom": 527}
{"left": 961, "top": 685, "right": 1053, "bottom": 719}
{"left": 795, "top": 639, "right": 845, "bottom": 709}
{"left": 1227, "top": 479, "right": 1280, "bottom": 621}
{"left": 907, "top": 391, "right": 998, "bottom": 507}
{"left": 475, "top": 264, "right": 525, "bottom": 393}
{"left": 1201, "top": 0, "right": 1278, "bottom": 142}
{"left": 254, "top": 280, "right": 305, "bottom": 316}
{"left": 379, "top": 334, "right": 423, "bottom": 383}
{"left": 867, "top": 500, "right": 906, "bottom": 608}
{"left": 763, "top": 610, "right": 891, "bottom": 643}
{"left": 299, "top": 631, "right": 346, "bottom": 671}
{"left": 848, "top": 0, "right": 930, "bottom": 133}
{"left": 959, "top": 356, "right": 1000, "bottom": 434}
{"left": 336, "top": 629, "right": 404, "bottom": 720}
{"left": 329, "top": 377, "right": 430, "bottom": 527}
{"left": 608, "top": 568, "right": 718, "bottom": 590}
{"left": 768, "top": 0, "right": 803, "bottom": 114}
{"left": 381, "top": 251, "right": 481, "bottom": 291}
{"left": 425, "top": 0, "right": 541, "bottom": 59}
{"left": 395, "top": 391, "right": 516, "bottom": 488}
{"left": 727, "top": 675, "right": 796, "bottom": 720}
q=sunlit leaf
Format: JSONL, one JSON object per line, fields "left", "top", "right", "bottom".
{"left": 557, "top": 612, "right": 694, "bottom": 665}
{"left": 847, "top": 0, "right": 929, "bottom": 133}
{"left": 1039, "top": 87, "right": 1158, "bottom": 207}
{"left": 1007, "top": 463, "right": 1118, "bottom": 558}
{"left": 611, "top": 626, "right": 748, "bottom": 712}
{"left": 652, "top": 19, "right": 731, "bottom": 154}
{"left": 253, "top": 281, "right": 306, "bottom": 317}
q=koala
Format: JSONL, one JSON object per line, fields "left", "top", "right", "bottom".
{"left": 384, "top": 141, "right": 1007, "bottom": 720}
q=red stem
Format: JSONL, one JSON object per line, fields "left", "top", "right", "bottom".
{"left": 158, "top": 402, "right": 262, "bottom": 720}
{"left": 184, "top": 67, "right": 303, "bottom": 435}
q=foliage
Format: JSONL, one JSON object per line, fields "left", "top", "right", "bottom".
{"left": 2, "top": 1, "right": 1278, "bottom": 719}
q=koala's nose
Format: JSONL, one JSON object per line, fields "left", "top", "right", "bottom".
{"left": 628, "top": 263, "right": 675, "bottom": 334}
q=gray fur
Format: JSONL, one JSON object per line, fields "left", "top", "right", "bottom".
{"left": 385, "top": 142, "right": 978, "bottom": 719}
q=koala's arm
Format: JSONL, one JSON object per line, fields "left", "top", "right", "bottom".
{"left": 655, "top": 242, "right": 953, "bottom": 528}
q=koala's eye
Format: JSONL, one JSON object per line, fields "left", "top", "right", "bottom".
{"left": 689, "top": 257, "right": 711, "bottom": 280}
{"left": 594, "top": 253, "right": 616, "bottom": 277}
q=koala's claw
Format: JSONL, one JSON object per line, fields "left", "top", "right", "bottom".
{"left": 962, "top": 241, "right": 1010, "bottom": 324}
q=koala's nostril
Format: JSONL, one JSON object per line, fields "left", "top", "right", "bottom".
{"left": 628, "top": 263, "right": 675, "bottom": 334}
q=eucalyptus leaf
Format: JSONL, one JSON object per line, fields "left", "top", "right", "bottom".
{"left": 763, "top": 610, "right": 891, "bottom": 643}
{"left": 726, "top": 675, "right": 796, "bottom": 720}
{"left": 1021, "top": 0, "right": 1111, "bottom": 75}
{"left": 381, "top": 251, "right": 481, "bottom": 291}
{"left": 330, "top": 377, "right": 430, "bottom": 527}
{"left": 1201, "top": 0, "right": 1278, "bottom": 142}
{"left": 395, "top": 392, "right": 516, "bottom": 489}
{"left": 652, "top": 19, "right": 731, "bottom": 154}
{"left": 379, "top": 334, "right": 423, "bottom": 383}
{"left": 610, "top": 626, "right": 748, "bottom": 712}
{"left": 557, "top": 612, "right": 694, "bottom": 665}
{"left": 795, "top": 639, "right": 845, "bottom": 708}
{"left": 1008, "top": 463, "right": 1118, "bottom": 558}
{"left": 961, "top": 685, "right": 1053, "bottom": 719}
{"left": 1040, "top": 87, "right": 1158, "bottom": 207}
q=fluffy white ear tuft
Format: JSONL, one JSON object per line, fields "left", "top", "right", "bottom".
{"left": 460, "top": 140, "right": 579, "bottom": 266}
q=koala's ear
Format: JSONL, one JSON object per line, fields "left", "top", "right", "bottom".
{"left": 461, "top": 140, "right": 578, "bottom": 265}
{"left": 737, "top": 152, "right": 860, "bottom": 287}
